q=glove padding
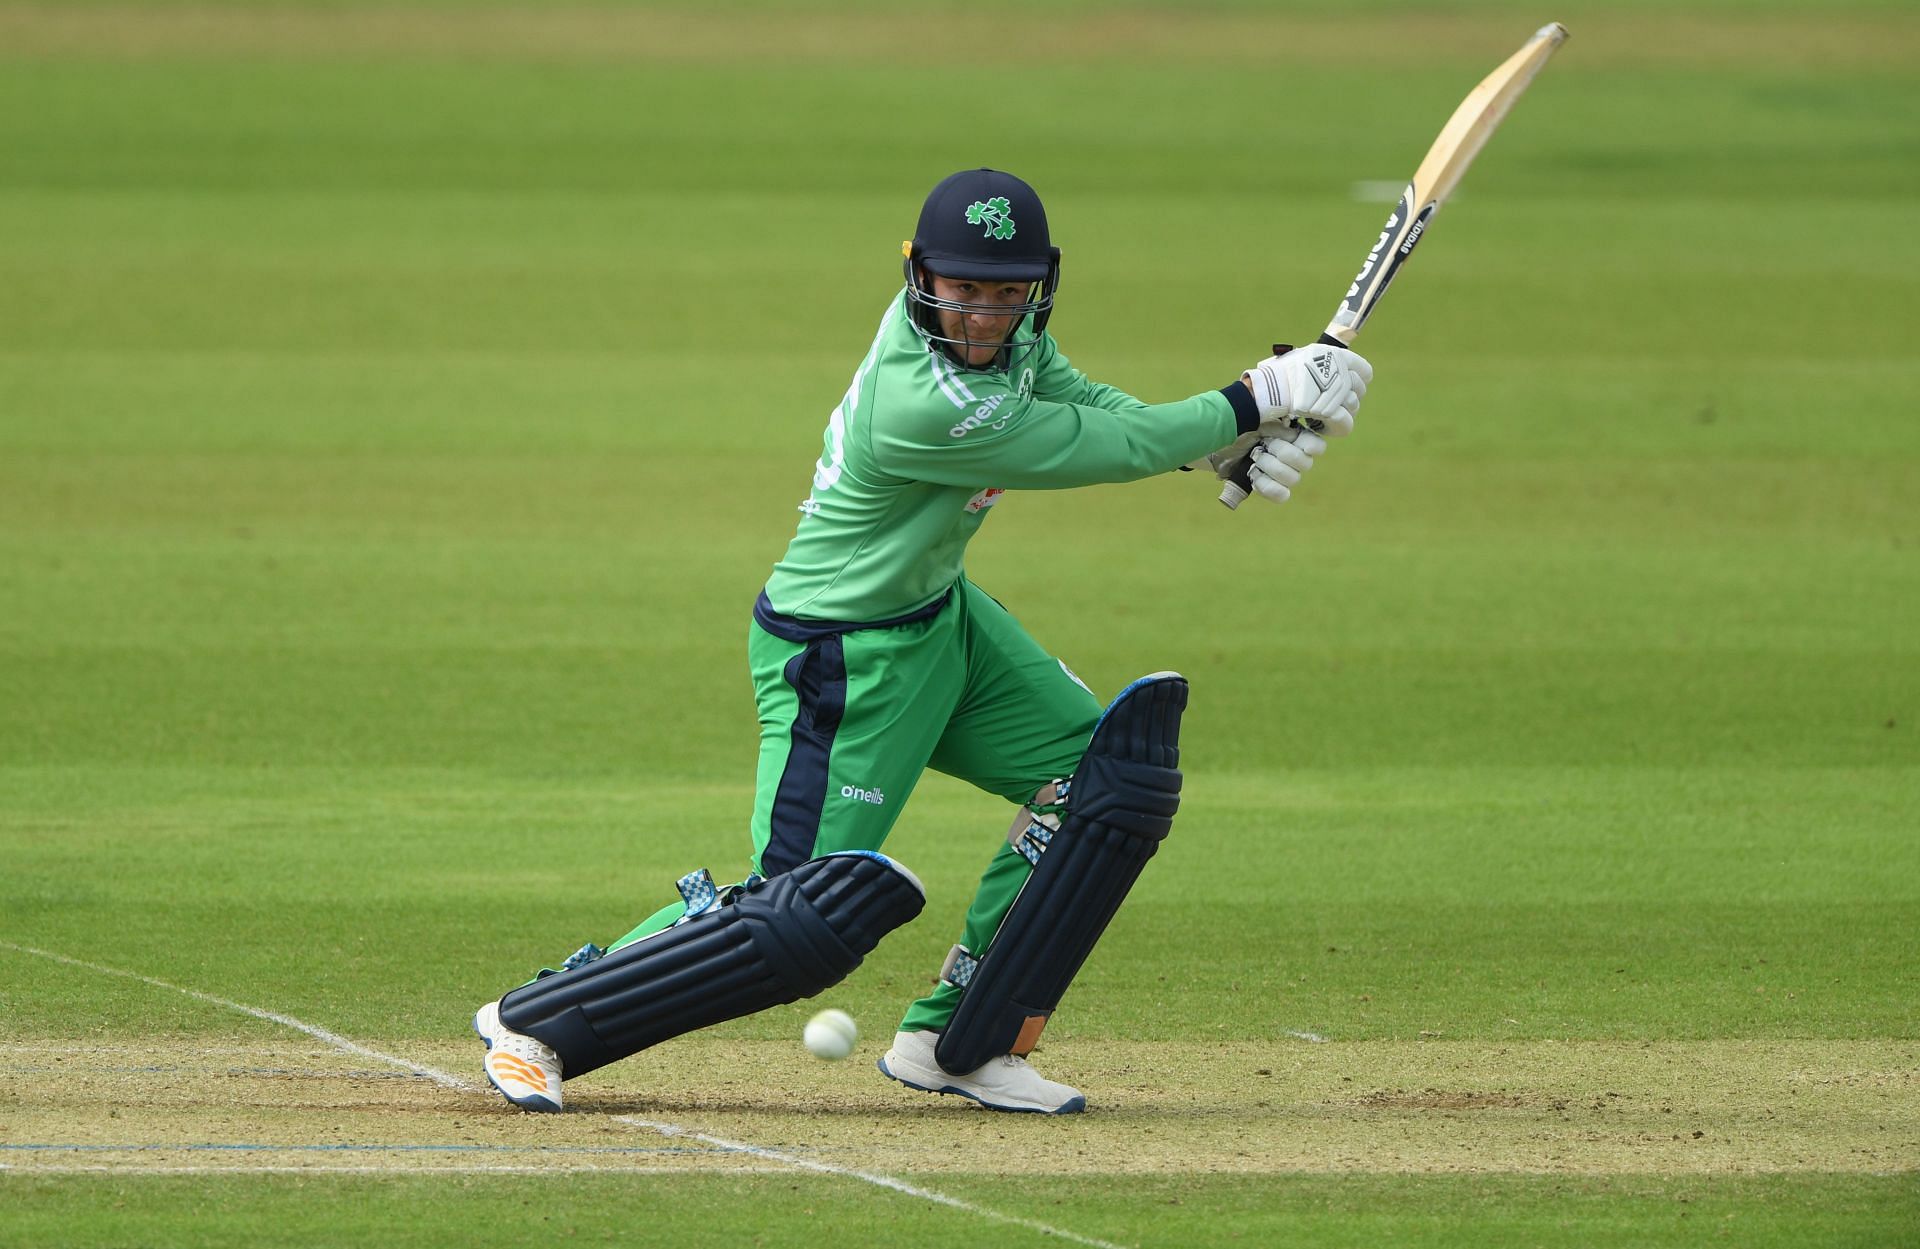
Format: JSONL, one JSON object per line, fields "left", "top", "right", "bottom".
{"left": 1246, "top": 427, "right": 1330, "bottom": 505}
{"left": 1243, "top": 344, "right": 1371, "bottom": 439}
{"left": 1202, "top": 431, "right": 1257, "bottom": 480}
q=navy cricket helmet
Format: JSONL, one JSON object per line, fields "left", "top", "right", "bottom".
{"left": 902, "top": 168, "right": 1061, "bottom": 372}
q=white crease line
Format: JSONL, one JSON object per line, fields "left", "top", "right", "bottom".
{"left": 611, "top": 1113, "right": 1119, "bottom": 1239}
{"left": 0, "top": 942, "right": 466, "bottom": 1092}
{"left": 0, "top": 940, "right": 1132, "bottom": 1249}
{"left": 1287, "top": 1030, "right": 1329, "bottom": 1044}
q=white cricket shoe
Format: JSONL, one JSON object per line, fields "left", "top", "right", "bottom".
{"left": 473, "top": 1000, "right": 563, "bottom": 1113}
{"left": 877, "top": 1029, "right": 1086, "bottom": 1114}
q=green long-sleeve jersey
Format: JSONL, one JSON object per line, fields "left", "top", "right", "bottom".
{"left": 763, "top": 289, "right": 1252, "bottom": 622}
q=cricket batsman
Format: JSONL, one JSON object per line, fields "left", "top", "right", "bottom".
{"left": 472, "top": 169, "right": 1372, "bottom": 1114}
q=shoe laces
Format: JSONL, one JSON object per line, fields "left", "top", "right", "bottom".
{"left": 495, "top": 1030, "right": 559, "bottom": 1070}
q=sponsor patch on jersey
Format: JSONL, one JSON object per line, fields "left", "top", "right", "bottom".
{"left": 965, "top": 488, "right": 1005, "bottom": 514}
{"left": 949, "top": 393, "right": 1011, "bottom": 438}
{"left": 1057, "top": 658, "right": 1092, "bottom": 695}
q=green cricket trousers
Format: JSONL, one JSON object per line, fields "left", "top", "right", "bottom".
{"left": 605, "top": 577, "right": 1100, "bottom": 1032}
{"left": 749, "top": 576, "right": 1101, "bottom": 1033}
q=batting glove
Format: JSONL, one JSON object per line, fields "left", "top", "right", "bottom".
{"left": 1246, "top": 427, "right": 1330, "bottom": 505}
{"left": 1243, "top": 343, "right": 1372, "bottom": 439}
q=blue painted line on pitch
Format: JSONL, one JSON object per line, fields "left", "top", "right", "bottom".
{"left": 1, "top": 1144, "right": 708, "bottom": 1155}
{"left": 17, "top": 1067, "right": 424, "bottom": 1077}
{"left": 0, "top": 940, "right": 1134, "bottom": 1249}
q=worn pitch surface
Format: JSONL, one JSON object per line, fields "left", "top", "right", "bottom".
{"left": 8, "top": 1035, "right": 1916, "bottom": 1178}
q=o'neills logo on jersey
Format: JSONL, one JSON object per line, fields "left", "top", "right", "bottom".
{"left": 965, "top": 487, "right": 1004, "bottom": 514}
{"left": 840, "top": 785, "right": 886, "bottom": 806}
{"left": 949, "top": 393, "right": 1010, "bottom": 439}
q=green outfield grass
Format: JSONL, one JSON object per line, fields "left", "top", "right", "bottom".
{"left": 1, "top": 3, "right": 1915, "bottom": 1246}
{"left": 3, "top": 1174, "right": 1916, "bottom": 1249}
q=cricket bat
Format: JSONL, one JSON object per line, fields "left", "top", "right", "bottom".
{"left": 1217, "top": 21, "right": 1570, "bottom": 509}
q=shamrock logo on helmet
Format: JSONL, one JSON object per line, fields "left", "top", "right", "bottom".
{"left": 964, "top": 197, "right": 1017, "bottom": 241}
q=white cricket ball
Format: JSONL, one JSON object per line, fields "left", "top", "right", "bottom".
{"left": 803, "top": 1008, "right": 858, "bottom": 1060}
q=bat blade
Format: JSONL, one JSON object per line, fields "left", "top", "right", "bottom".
{"left": 1219, "top": 22, "right": 1569, "bottom": 509}
{"left": 1328, "top": 21, "right": 1569, "bottom": 345}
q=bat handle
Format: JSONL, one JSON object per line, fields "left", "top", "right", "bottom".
{"left": 1218, "top": 334, "right": 1345, "bottom": 510}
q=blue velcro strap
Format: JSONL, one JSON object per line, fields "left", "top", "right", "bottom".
{"left": 561, "top": 942, "right": 605, "bottom": 971}
{"left": 939, "top": 944, "right": 979, "bottom": 989}
{"left": 1012, "top": 817, "right": 1055, "bottom": 867}
{"left": 533, "top": 940, "right": 606, "bottom": 980}
{"left": 1007, "top": 778, "right": 1070, "bottom": 867}
{"left": 676, "top": 868, "right": 720, "bottom": 920}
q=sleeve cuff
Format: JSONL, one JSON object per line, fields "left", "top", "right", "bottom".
{"left": 1219, "top": 383, "right": 1260, "bottom": 436}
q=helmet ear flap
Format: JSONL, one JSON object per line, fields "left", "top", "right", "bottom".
{"left": 1031, "top": 246, "right": 1063, "bottom": 338}
{"left": 902, "top": 242, "right": 941, "bottom": 337}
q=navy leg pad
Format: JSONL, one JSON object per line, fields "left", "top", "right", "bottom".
{"left": 935, "top": 672, "right": 1187, "bottom": 1076}
{"left": 497, "top": 851, "right": 925, "bottom": 1079}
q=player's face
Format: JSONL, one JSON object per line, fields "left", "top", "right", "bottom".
{"left": 928, "top": 274, "right": 1031, "bottom": 367}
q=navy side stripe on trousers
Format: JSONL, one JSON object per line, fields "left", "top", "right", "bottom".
{"left": 763, "top": 634, "right": 848, "bottom": 877}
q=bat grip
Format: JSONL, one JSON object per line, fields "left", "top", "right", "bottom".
{"left": 1218, "top": 333, "right": 1346, "bottom": 510}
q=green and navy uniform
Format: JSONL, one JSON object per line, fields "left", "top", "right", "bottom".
{"left": 619, "top": 289, "right": 1259, "bottom": 1034}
